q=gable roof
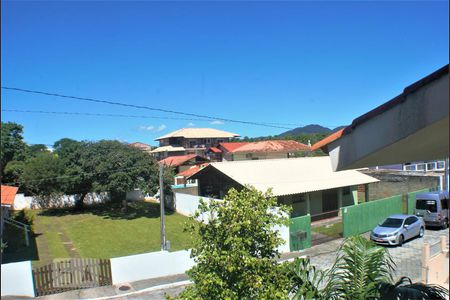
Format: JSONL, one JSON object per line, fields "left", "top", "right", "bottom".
{"left": 128, "top": 142, "right": 153, "bottom": 151}
{"left": 311, "top": 129, "right": 346, "bottom": 151}
{"left": 231, "top": 140, "right": 310, "bottom": 153}
{"left": 190, "top": 157, "right": 378, "bottom": 197}
{"left": 1, "top": 185, "right": 19, "bottom": 206}
{"left": 219, "top": 142, "right": 250, "bottom": 152}
{"left": 159, "top": 154, "right": 208, "bottom": 167}
{"left": 177, "top": 163, "right": 210, "bottom": 177}
{"left": 155, "top": 128, "right": 240, "bottom": 140}
{"left": 150, "top": 145, "right": 186, "bottom": 153}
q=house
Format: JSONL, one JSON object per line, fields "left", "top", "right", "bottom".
{"left": 128, "top": 142, "right": 153, "bottom": 153}
{"left": 1, "top": 185, "right": 19, "bottom": 233}
{"left": 153, "top": 128, "right": 240, "bottom": 158}
{"left": 312, "top": 65, "right": 449, "bottom": 173}
{"left": 159, "top": 154, "right": 210, "bottom": 185}
{"left": 175, "top": 163, "right": 209, "bottom": 186}
{"left": 189, "top": 157, "right": 378, "bottom": 221}
{"left": 150, "top": 145, "right": 186, "bottom": 161}
{"left": 210, "top": 140, "right": 311, "bottom": 161}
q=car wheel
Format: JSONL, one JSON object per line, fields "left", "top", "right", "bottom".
{"left": 398, "top": 235, "right": 404, "bottom": 246}
{"left": 419, "top": 227, "right": 424, "bottom": 238}
{"left": 443, "top": 218, "right": 449, "bottom": 229}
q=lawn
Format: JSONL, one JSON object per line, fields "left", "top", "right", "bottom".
{"left": 2, "top": 201, "right": 196, "bottom": 266}
{"left": 311, "top": 222, "right": 343, "bottom": 238}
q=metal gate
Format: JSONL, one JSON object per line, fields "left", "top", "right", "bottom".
{"left": 32, "top": 258, "right": 112, "bottom": 296}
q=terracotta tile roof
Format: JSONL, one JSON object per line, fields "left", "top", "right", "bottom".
{"left": 311, "top": 129, "right": 346, "bottom": 151}
{"left": 219, "top": 142, "right": 250, "bottom": 152}
{"left": 177, "top": 163, "right": 209, "bottom": 177}
{"left": 232, "top": 140, "right": 310, "bottom": 153}
{"left": 208, "top": 147, "right": 222, "bottom": 153}
{"left": 1, "top": 185, "right": 19, "bottom": 206}
{"left": 155, "top": 128, "right": 240, "bottom": 140}
{"left": 159, "top": 154, "right": 208, "bottom": 167}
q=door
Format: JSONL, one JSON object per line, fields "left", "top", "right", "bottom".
{"left": 404, "top": 216, "right": 419, "bottom": 239}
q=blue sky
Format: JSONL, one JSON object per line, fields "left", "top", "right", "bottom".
{"left": 2, "top": 1, "right": 448, "bottom": 147}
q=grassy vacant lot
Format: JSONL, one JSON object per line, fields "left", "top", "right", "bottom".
{"left": 2, "top": 201, "right": 196, "bottom": 266}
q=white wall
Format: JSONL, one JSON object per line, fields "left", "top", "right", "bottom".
{"left": 126, "top": 190, "right": 145, "bottom": 201}
{"left": 1, "top": 261, "right": 35, "bottom": 297}
{"left": 110, "top": 250, "right": 194, "bottom": 285}
{"left": 174, "top": 192, "right": 290, "bottom": 253}
{"left": 13, "top": 194, "right": 33, "bottom": 210}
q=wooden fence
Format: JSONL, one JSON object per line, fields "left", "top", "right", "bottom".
{"left": 32, "top": 258, "right": 112, "bottom": 296}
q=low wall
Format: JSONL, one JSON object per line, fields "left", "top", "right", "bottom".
{"left": 110, "top": 250, "right": 194, "bottom": 285}
{"left": 13, "top": 193, "right": 110, "bottom": 210}
{"left": 126, "top": 190, "right": 145, "bottom": 201}
{"left": 422, "top": 236, "right": 449, "bottom": 286}
{"left": 1, "top": 260, "right": 35, "bottom": 297}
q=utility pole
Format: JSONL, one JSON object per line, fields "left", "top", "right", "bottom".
{"left": 159, "top": 163, "right": 166, "bottom": 251}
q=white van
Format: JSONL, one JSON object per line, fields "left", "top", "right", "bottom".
{"left": 415, "top": 191, "right": 449, "bottom": 229}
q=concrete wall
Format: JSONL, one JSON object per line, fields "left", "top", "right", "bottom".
{"left": 361, "top": 170, "right": 440, "bottom": 201}
{"left": 1, "top": 261, "right": 35, "bottom": 297}
{"left": 421, "top": 236, "right": 449, "bottom": 286}
{"left": 13, "top": 194, "right": 33, "bottom": 210}
{"left": 110, "top": 250, "right": 194, "bottom": 285}
{"left": 126, "top": 190, "right": 145, "bottom": 201}
{"left": 17, "top": 192, "right": 110, "bottom": 209}
{"left": 309, "top": 191, "right": 323, "bottom": 215}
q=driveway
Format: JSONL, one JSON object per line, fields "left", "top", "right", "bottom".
{"left": 304, "top": 228, "right": 449, "bottom": 283}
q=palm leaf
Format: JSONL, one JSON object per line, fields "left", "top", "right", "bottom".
{"left": 378, "top": 276, "right": 449, "bottom": 300}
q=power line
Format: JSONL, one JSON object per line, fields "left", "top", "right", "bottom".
{"left": 1, "top": 86, "right": 294, "bottom": 130}
{"left": 2, "top": 109, "right": 343, "bottom": 128}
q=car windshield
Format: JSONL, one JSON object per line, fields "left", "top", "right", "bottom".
{"left": 416, "top": 199, "right": 437, "bottom": 212}
{"left": 380, "top": 218, "right": 403, "bottom": 228}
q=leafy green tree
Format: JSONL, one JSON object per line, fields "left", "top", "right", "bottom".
{"left": 54, "top": 139, "right": 161, "bottom": 209}
{"left": 3, "top": 160, "right": 26, "bottom": 186}
{"left": 26, "top": 144, "right": 50, "bottom": 157}
{"left": 1, "top": 122, "right": 27, "bottom": 176}
{"left": 178, "top": 187, "right": 291, "bottom": 300}
{"left": 21, "top": 152, "right": 65, "bottom": 197}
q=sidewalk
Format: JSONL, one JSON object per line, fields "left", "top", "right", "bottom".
{"left": 36, "top": 274, "right": 190, "bottom": 299}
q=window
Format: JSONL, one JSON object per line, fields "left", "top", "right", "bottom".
{"left": 404, "top": 217, "right": 417, "bottom": 226}
{"left": 441, "top": 198, "right": 449, "bottom": 210}
{"left": 246, "top": 153, "right": 253, "bottom": 159}
{"left": 342, "top": 187, "right": 351, "bottom": 196}
{"left": 416, "top": 199, "right": 437, "bottom": 212}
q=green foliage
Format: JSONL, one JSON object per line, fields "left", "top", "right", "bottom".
{"left": 288, "top": 258, "right": 327, "bottom": 300}
{"left": 3, "top": 160, "right": 26, "bottom": 186}
{"left": 21, "top": 152, "right": 66, "bottom": 196}
{"left": 327, "top": 236, "right": 395, "bottom": 299}
{"left": 1, "top": 122, "right": 27, "bottom": 175}
{"left": 377, "top": 277, "right": 448, "bottom": 300}
{"left": 178, "top": 187, "right": 292, "bottom": 300}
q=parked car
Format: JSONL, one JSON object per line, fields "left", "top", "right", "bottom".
{"left": 370, "top": 214, "right": 425, "bottom": 246}
{"left": 415, "top": 191, "right": 449, "bottom": 229}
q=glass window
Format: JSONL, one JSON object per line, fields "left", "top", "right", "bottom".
{"left": 416, "top": 199, "right": 438, "bottom": 212}
{"left": 380, "top": 218, "right": 403, "bottom": 228}
{"left": 405, "top": 217, "right": 417, "bottom": 225}
{"left": 441, "top": 199, "right": 449, "bottom": 210}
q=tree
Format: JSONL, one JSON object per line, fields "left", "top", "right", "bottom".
{"left": 21, "top": 152, "right": 65, "bottom": 197}
{"left": 289, "top": 236, "right": 449, "bottom": 300}
{"left": 178, "top": 187, "right": 291, "bottom": 299}
{"left": 53, "top": 139, "right": 161, "bottom": 209}
{"left": 1, "top": 122, "right": 27, "bottom": 176}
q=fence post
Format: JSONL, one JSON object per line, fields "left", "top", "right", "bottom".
{"left": 421, "top": 243, "right": 430, "bottom": 283}
{"left": 440, "top": 236, "right": 447, "bottom": 253}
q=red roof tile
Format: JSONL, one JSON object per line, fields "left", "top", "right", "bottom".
{"left": 311, "top": 128, "right": 346, "bottom": 151}
{"left": 159, "top": 154, "right": 208, "bottom": 167}
{"left": 1, "top": 185, "right": 19, "bottom": 206}
{"left": 219, "top": 142, "right": 250, "bottom": 152}
{"left": 177, "top": 163, "right": 209, "bottom": 177}
{"left": 209, "top": 147, "right": 222, "bottom": 153}
{"left": 228, "top": 140, "right": 310, "bottom": 153}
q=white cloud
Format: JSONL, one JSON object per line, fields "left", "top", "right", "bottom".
{"left": 139, "top": 124, "right": 167, "bottom": 132}
{"left": 210, "top": 120, "right": 224, "bottom": 125}
{"left": 187, "top": 122, "right": 195, "bottom": 127}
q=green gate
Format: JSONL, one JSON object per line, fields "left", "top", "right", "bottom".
{"left": 342, "top": 195, "right": 403, "bottom": 237}
{"left": 407, "top": 188, "right": 431, "bottom": 215}
{"left": 289, "top": 214, "right": 311, "bottom": 251}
